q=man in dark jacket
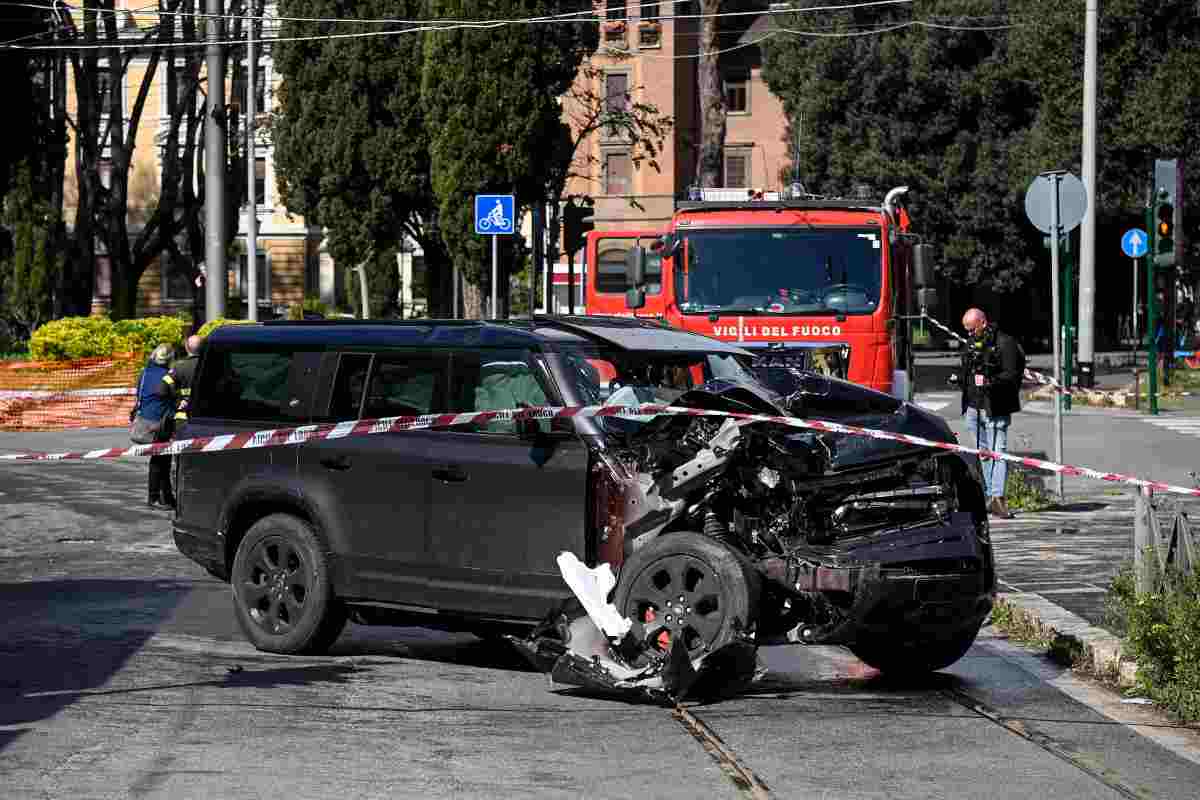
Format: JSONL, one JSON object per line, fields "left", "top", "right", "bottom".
{"left": 157, "top": 334, "right": 203, "bottom": 425}
{"left": 959, "top": 308, "right": 1021, "bottom": 519}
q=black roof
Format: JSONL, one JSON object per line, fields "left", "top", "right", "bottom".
{"left": 207, "top": 315, "right": 754, "bottom": 356}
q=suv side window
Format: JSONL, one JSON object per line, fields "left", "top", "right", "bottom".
{"left": 450, "top": 348, "right": 552, "bottom": 434}
{"left": 361, "top": 353, "right": 449, "bottom": 419}
{"left": 192, "top": 348, "right": 304, "bottom": 421}
{"left": 326, "top": 353, "right": 373, "bottom": 421}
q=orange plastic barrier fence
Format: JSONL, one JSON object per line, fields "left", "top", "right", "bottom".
{"left": 0, "top": 355, "right": 141, "bottom": 431}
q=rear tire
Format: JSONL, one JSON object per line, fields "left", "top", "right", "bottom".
{"left": 614, "top": 532, "right": 760, "bottom": 659}
{"left": 849, "top": 624, "right": 980, "bottom": 676}
{"left": 231, "top": 514, "right": 347, "bottom": 654}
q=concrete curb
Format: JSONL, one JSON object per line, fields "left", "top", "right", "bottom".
{"left": 997, "top": 591, "right": 1138, "bottom": 688}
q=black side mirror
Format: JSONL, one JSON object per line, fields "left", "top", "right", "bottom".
{"left": 625, "top": 287, "right": 646, "bottom": 310}
{"left": 625, "top": 246, "right": 647, "bottom": 286}
{"left": 913, "top": 243, "right": 935, "bottom": 287}
{"left": 917, "top": 287, "right": 939, "bottom": 311}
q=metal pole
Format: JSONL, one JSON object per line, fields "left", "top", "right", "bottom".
{"left": 204, "top": 0, "right": 226, "bottom": 321}
{"left": 1050, "top": 174, "right": 1065, "bottom": 500}
{"left": 245, "top": 19, "right": 257, "bottom": 321}
{"left": 1077, "top": 0, "right": 1099, "bottom": 387}
{"left": 1133, "top": 257, "right": 1138, "bottom": 343}
{"left": 491, "top": 234, "right": 498, "bottom": 319}
{"left": 545, "top": 208, "right": 554, "bottom": 314}
{"left": 453, "top": 266, "right": 460, "bottom": 319}
{"left": 531, "top": 201, "right": 543, "bottom": 317}
{"left": 1148, "top": 199, "right": 1159, "bottom": 415}
{"left": 1134, "top": 486, "right": 1154, "bottom": 593}
{"left": 568, "top": 249, "right": 575, "bottom": 315}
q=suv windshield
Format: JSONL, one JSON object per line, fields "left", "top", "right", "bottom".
{"left": 674, "top": 227, "right": 883, "bottom": 315}
{"left": 553, "top": 346, "right": 757, "bottom": 415}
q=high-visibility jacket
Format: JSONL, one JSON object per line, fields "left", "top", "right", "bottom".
{"left": 156, "top": 354, "right": 199, "bottom": 422}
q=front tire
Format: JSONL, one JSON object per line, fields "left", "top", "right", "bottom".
{"left": 231, "top": 514, "right": 347, "bottom": 654}
{"left": 849, "top": 624, "right": 981, "bottom": 676}
{"left": 613, "top": 532, "right": 760, "bottom": 659}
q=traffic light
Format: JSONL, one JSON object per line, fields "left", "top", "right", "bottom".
{"left": 1157, "top": 200, "right": 1174, "bottom": 254}
{"left": 562, "top": 197, "right": 594, "bottom": 256}
{"left": 1153, "top": 190, "right": 1176, "bottom": 267}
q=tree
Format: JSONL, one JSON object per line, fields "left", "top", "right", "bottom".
{"left": 543, "top": 59, "right": 672, "bottom": 303}
{"left": 0, "top": 162, "right": 62, "bottom": 338}
{"left": 695, "top": 0, "right": 726, "bottom": 188}
{"left": 762, "top": 0, "right": 1042, "bottom": 293}
{"left": 59, "top": 0, "right": 258, "bottom": 321}
{"left": 273, "top": 0, "right": 457, "bottom": 315}
{"left": 421, "top": 0, "right": 596, "bottom": 318}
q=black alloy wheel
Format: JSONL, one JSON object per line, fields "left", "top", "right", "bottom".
{"left": 614, "top": 532, "right": 760, "bottom": 660}
{"left": 231, "top": 514, "right": 346, "bottom": 654}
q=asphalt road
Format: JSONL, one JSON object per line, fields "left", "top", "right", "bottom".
{"left": 3, "top": 437, "right": 1200, "bottom": 798}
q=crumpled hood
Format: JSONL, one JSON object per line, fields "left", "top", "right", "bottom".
{"left": 681, "top": 371, "right": 955, "bottom": 471}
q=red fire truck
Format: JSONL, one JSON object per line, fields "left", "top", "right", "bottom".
{"left": 583, "top": 186, "right": 935, "bottom": 398}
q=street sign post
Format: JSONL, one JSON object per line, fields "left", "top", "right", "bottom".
{"left": 1123, "top": 228, "right": 1149, "bottom": 344}
{"left": 1025, "top": 171, "right": 1088, "bottom": 501}
{"left": 475, "top": 194, "right": 515, "bottom": 319}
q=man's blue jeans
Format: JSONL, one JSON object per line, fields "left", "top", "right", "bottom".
{"left": 965, "top": 406, "right": 1010, "bottom": 499}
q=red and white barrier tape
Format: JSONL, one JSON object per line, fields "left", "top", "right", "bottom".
{"left": 3, "top": 402, "right": 1198, "bottom": 498}
{"left": 0, "top": 387, "right": 136, "bottom": 400}
{"left": 919, "top": 312, "right": 1072, "bottom": 397}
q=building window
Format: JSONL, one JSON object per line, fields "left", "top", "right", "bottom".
{"left": 159, "top": 62, "right": 200, "bottom": 120}
{"left": 724, "top": 72, "right": 749, "bottom": 114}
{"left": 237, "top": 252, "right": 270, "bottom": 303}
{"left": 232, "top": 62, "right": 268, "bottom": 114}
{"left": 160, "top": 251, "right": 192, "bottom": 301}
{"left": 724, "top": 152, "right": 749, "bottom": 187}
{"left": 604, "top": 152, "right": 632, "bottom": 195}
{"left": 254, "top": 156, "right": 267, "bottom": 207}
{"left": 605, "top": 73, "right": 629, "bottom": 115}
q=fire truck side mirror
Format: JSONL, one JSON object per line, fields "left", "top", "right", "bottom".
{"left": 917, "top": 287, "right": 939, "bottom": 311}
{"left": 625, "top": 245, "right": 647, "bottom": 287}
{"left": 912, "top": 243, "right": 935, "bottom": 287}
{"left": 625, "top": 287, "right": 646, "bottom": 309}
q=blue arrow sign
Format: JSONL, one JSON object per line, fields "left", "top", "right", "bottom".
{"left": 474, "top": 194, "right": 515, "bottom": 235}
{"left": 1122, "top": 228, "right": 1148, "bottom": 258}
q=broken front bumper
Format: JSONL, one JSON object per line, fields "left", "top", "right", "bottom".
{"left": 761, "top": 510, "right": 996, "bottom": 646}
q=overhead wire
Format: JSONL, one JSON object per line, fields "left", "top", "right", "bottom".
{"left": 7, "top": 0, "right": 911, "bottom": 28}
{"left": 0, "top": 0, "right": 1020, "bottom": 52}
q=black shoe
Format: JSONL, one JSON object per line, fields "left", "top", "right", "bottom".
{"left": 147, "top": 498, "right": 173, "bottom": 510}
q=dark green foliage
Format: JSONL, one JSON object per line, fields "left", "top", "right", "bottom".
{"left": 421, "top": 0, "right": 596, "bottom": 316}
{"left": 274, "top": 0, "right": 444, "bottom": 307}
{"left": 1109, "top": 565, "right": 1200, "bottom": 721}
{"left": 0, "top": 162, "right": 61, "bottom": 340}
{"left": 762, "top": 0, "right": 1200, "bottom": 295}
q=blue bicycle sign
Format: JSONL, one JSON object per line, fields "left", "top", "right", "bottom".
{"left": 474, "top": 195, "right": 515, "bottom": 235}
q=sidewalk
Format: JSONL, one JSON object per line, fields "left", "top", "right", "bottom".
{"left": 988, "top": 488, "right": 1152, "bottom": 685}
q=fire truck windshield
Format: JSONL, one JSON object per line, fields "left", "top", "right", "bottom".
{"left": 673, "top": 227, "right": 883, "bottom": 315}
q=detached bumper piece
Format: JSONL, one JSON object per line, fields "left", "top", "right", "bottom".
{"left": 507, "top": 553, "right": 760, "bottom": 704}
{"left": 507, "top": 602, "right": 759, "bottom": 705}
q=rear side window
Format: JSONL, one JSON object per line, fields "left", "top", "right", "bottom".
{"left": 191, "top": 349, "right": 301, "bottom": 421}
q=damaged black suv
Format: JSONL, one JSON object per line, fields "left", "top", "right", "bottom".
{"left": 172, "top": 316, "right": 994, "bottom": 676}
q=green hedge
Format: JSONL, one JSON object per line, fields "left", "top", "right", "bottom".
{"left": 29, "top": 316, "right": 188, "bottom": 361}
{"left": 1109, "top": 566, "right": 1200, "bottom": 721}
{"left": 196, "top": 317, "right": 256, "bottom": 339}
